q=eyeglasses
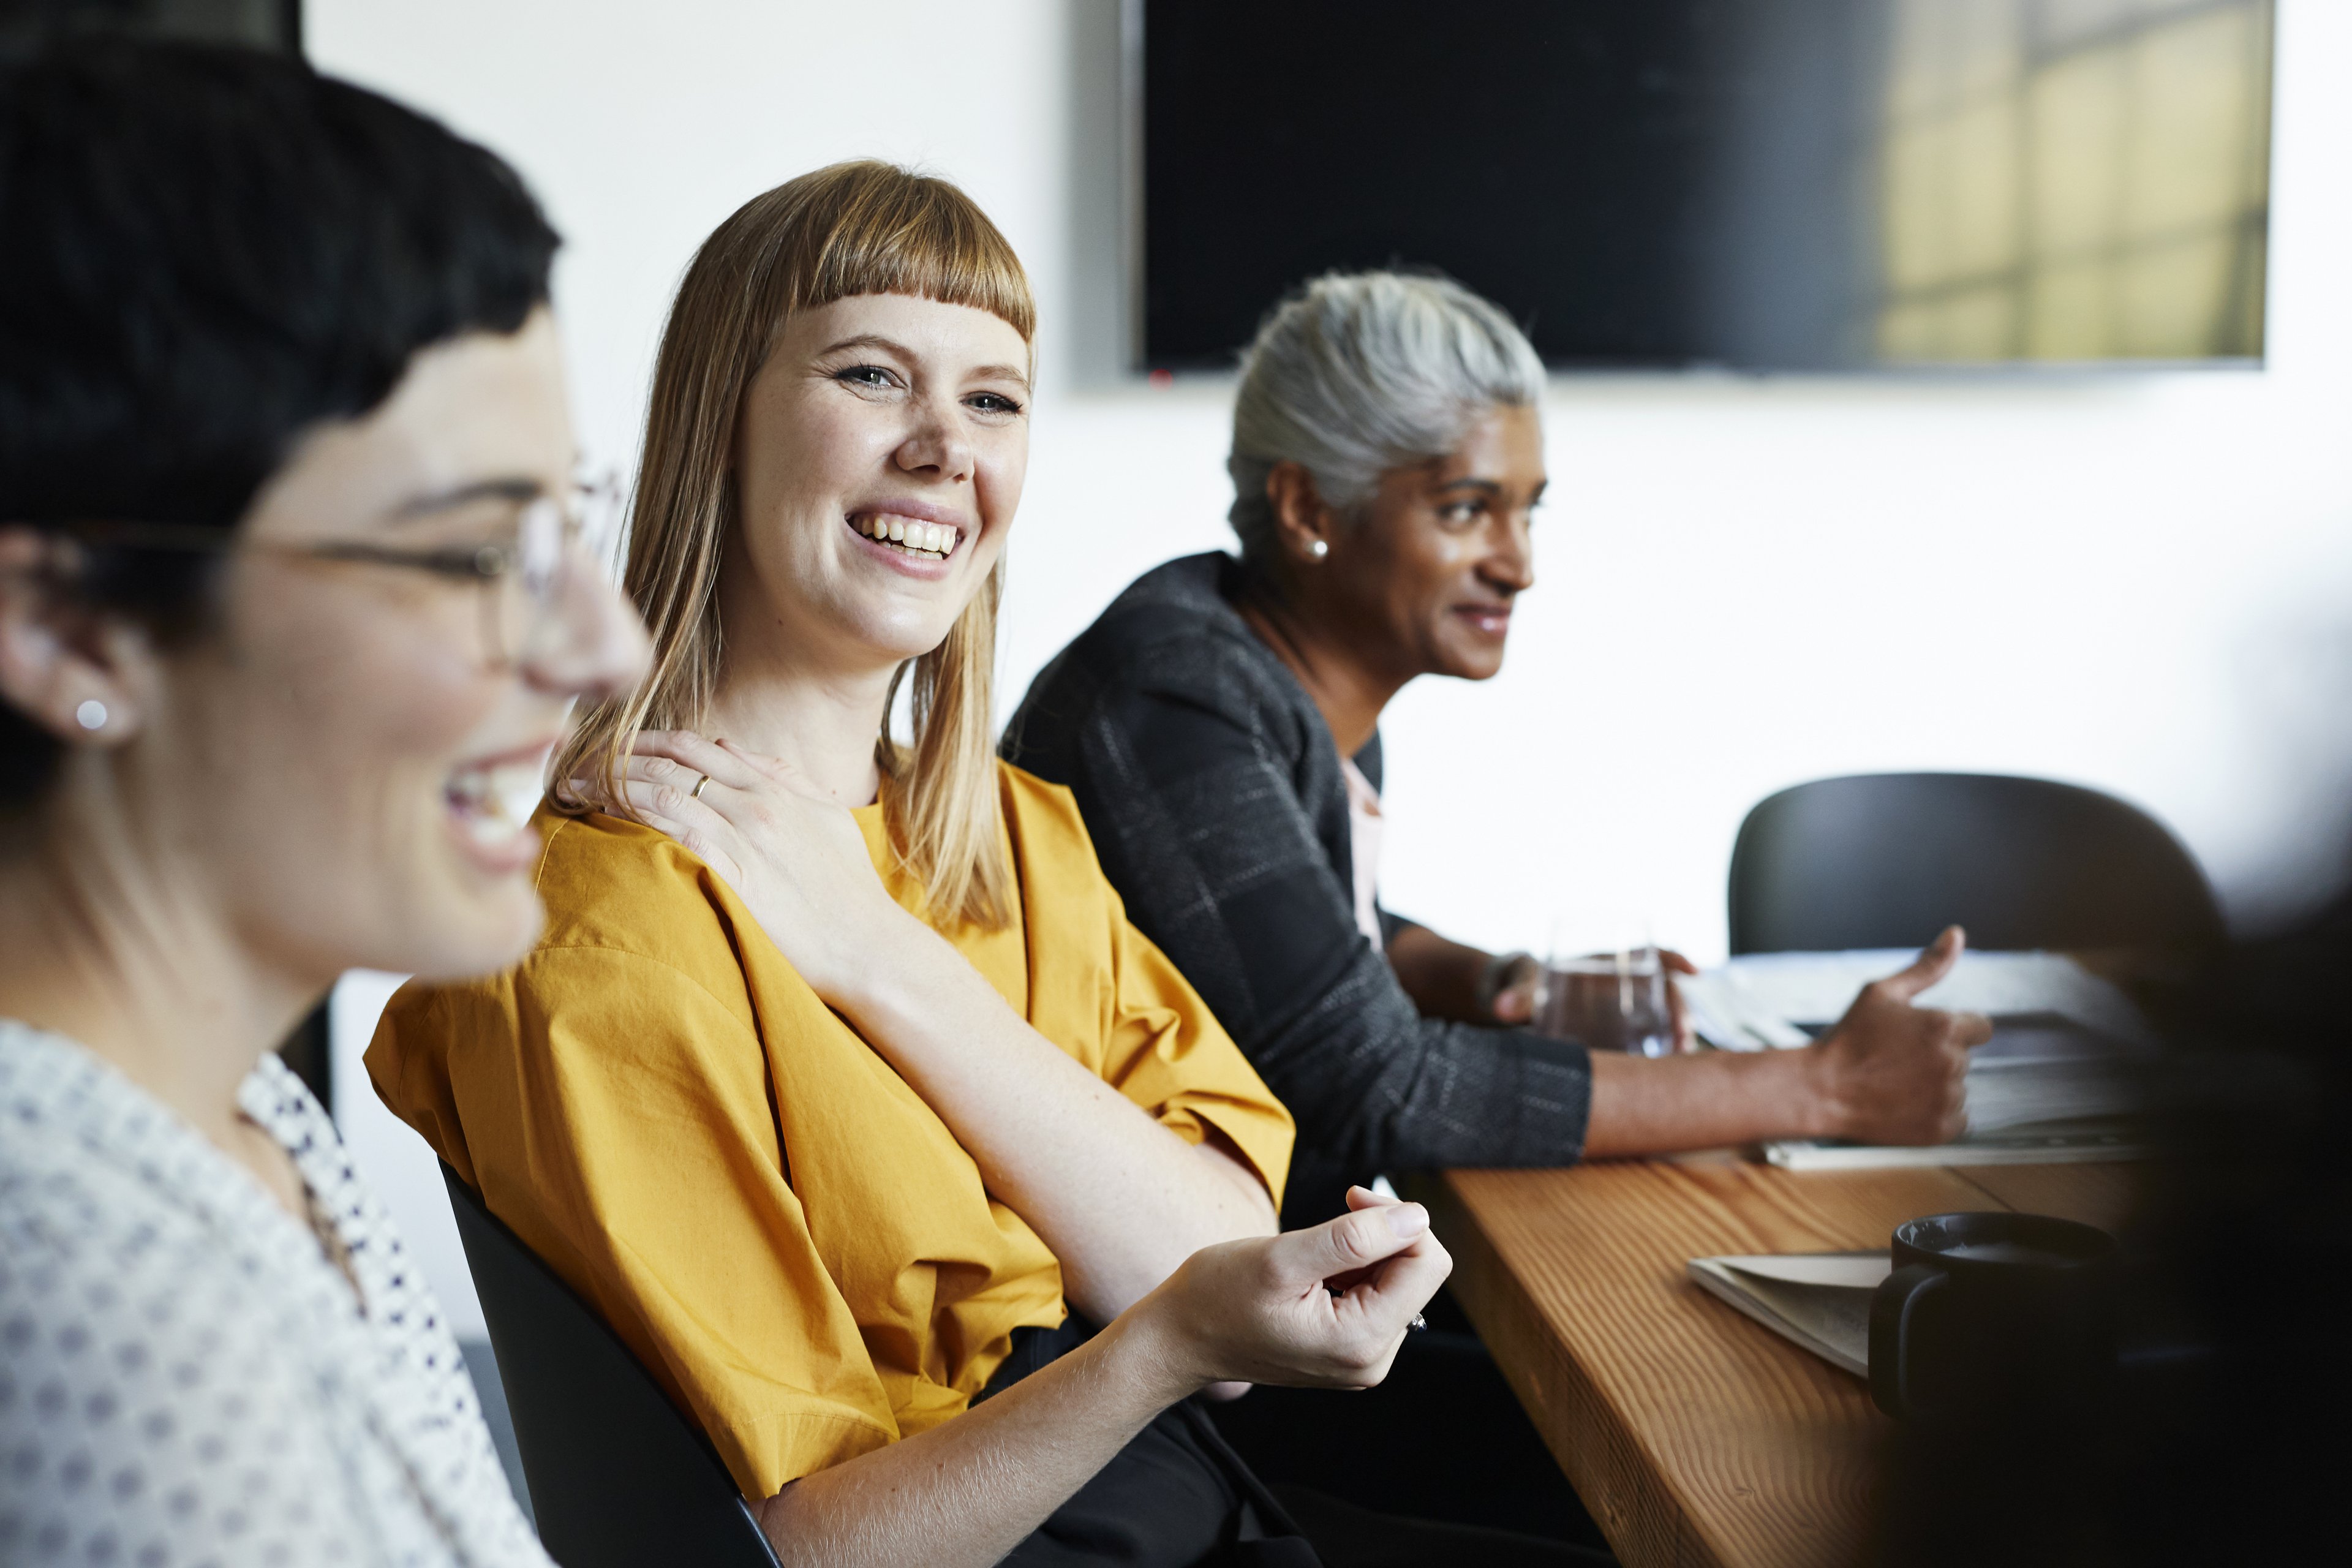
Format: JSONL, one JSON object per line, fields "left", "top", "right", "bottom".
{"left": 45, "top": 476, "right": 625, "bottom": 669}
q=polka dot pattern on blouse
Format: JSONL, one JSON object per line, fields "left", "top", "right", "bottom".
{"left": 0, "top": 1020, "right": 550, "bottom": 1568}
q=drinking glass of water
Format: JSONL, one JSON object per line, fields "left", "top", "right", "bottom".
{"left": 1536, "top": 946, "right": 1675, "bottom": 1058}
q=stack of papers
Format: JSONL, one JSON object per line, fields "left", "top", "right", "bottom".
{"left": 1676, "top": 951, "right": 2157, "bottom": 1169}
{"left": 1686, "top": 1251, "right": 1888, "bottom": 1375}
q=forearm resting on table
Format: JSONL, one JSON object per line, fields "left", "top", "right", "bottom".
{"left": 1384, "top": 920, "right": 1499, "bottom": 1024}
{"left": 839, "top": 944, "right": 1278, "bottom": 1322}
{"left": 1581, "top": 1047, "right": 1831, "bottom": 1158}
{"left": 756, "top": 1311, "right": 1184, "bottom": 1568}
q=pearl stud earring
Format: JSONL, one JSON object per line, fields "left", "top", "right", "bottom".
{"left": 75, "top": 699, "right": 108, "bottom": 731}
{"left": 1308, "top": 540, "right": 1329, "bottom": 559}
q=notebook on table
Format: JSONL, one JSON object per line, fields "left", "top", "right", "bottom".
{"left": 1685, "top": 1250, "right": 1890, "bottom": 1376}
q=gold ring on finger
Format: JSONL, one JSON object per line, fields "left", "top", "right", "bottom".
{"left": 690, "top": 773, "right": 710, "bottom": 801}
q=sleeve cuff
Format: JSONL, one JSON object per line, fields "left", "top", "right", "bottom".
{"left": 1153, "top": 1095, "right": 1294, "bottom": 1212}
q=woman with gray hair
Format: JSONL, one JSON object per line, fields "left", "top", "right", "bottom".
{"left": 1010, "top": 270, "right": 1985, "bottom": 1224}
{"left": 1005, "top": 268, "right": 1988, "bottom": 1541}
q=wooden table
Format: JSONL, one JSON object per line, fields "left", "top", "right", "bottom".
{"left": 1423, "top": 1155, "right": 2143, "bottom": 1568}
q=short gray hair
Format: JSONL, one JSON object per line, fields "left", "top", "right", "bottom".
{"left": 1227, "top": 271, "right": 1545, "bottom": 562}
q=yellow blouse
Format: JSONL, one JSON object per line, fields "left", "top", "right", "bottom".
{"left": 366, "top": 762, "right": 1292, "bottom": 1500}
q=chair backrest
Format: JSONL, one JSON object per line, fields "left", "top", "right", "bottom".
{"left": 440, "top": 1163, "right": 781, "bottom": 1568}
{"left": 1727, "top": 772, "right": 2223, "bottom": 956}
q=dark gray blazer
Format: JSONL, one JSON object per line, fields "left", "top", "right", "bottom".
{"left": 1004, "top": 552, "right": 1591, "bottom": 1227}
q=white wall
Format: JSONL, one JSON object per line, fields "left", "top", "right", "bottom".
{"left": 307, "top": 0, "right": 2352, "bottom": 1337}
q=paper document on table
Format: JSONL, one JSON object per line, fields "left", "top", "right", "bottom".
{"left": 1687, "top": 1250, "right": 1888, "bottom": 1377}
{"left": 1678, "top": 950, "right": 2157, "bottom": 1053}
{"left": 1675, "top": 951, "right": 2160, "bottom": 1170}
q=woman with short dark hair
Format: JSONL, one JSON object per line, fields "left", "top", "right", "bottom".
{"left": 0, "top": 43, "right": 648, "bottom": 1565}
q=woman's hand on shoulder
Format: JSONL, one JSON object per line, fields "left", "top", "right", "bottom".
{"left": 573, "top": 731, "right": 921, "bottom": 1001}
{"left": 1117, "top": 1185, "right": 1450, "bottom": 1403}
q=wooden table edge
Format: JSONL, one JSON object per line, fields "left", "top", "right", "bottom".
{"left": 1422, "top": 1157, "right": 2148, "bottom": 1568}
{"left": 1422, "top": 1172, "right": 1719, "bottom": 1567}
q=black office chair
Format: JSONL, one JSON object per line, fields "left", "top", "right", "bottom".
{"left": 1727, "top": 772, "right": 2223, "bottom": 956}
{"left": 440, "top": 1163, "right": 781, "bottom": 1568}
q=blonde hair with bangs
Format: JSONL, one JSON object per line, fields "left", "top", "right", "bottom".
{"left": 554, "top": 160, "right": 1032, "bottom": 930}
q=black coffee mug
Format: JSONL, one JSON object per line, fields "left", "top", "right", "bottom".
{"left": 1869, "top": 1210, "right": 2119, "bottom": 1422}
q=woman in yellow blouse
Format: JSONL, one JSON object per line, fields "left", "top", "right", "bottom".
{"left": 366, "top": 164, "right": 1560, "bottom": 1567}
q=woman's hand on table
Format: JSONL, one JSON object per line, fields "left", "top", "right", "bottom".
{"left": 1482, "top": 953, "right": 1545, "bottom": 1023}
{"left": 1581, "top": 928, "right": 1991, "bottom": 1157}
{"left": 1800, "top": 925, "right": 1992, "bottom": 1144}
{"left": 581, "top": 729, "right": 925, "bottom": 1005}
{"left": 1122, "top": 1185, "right": 1450, "bottom": 1401}
{"left": 1490, "top": 948, "right": 1702, "bottom": 1051}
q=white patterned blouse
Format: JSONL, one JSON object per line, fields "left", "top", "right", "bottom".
{"left": 0, "top": 1018, "right": 549, "bottom": 1568}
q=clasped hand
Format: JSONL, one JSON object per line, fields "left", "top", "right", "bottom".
{"left": 1139, "top": 1185, "right": 1450, "bottom": 1398}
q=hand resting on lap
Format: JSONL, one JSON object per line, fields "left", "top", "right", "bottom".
{"left": 1146, "top": 1184, "right": 1449, "bottom": 1394}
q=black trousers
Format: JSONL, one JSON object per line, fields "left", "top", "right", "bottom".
{"left": 980, "top": 1319, "right": 1612, "bottom": 1568}
{"left": 1205, "top": 1305, "right": 1613, "bottom": 1550}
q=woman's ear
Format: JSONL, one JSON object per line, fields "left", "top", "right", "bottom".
{"left": 0, "top": 528, "right": 156, "bottom": 747}
{"left": 1264, "top": 462, "right": 1339, "bottom": 565}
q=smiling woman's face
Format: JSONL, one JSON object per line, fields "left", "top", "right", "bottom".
{"left": 725, "top": 292, "right": 1031, "bottom": 675}
{"left": 1320, "top": 402, "right": 1547, "bottom": 684}
{"left": 139, "top": 309, "right": 648, "bottom": 983}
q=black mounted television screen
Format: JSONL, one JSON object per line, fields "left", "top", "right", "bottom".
{"left": 1139, "top": 0, "right": 2274, "bottom": 372}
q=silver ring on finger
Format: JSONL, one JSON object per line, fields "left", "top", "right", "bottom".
{"left": 689, "top": 773, "right": 710, "bottom": 801}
